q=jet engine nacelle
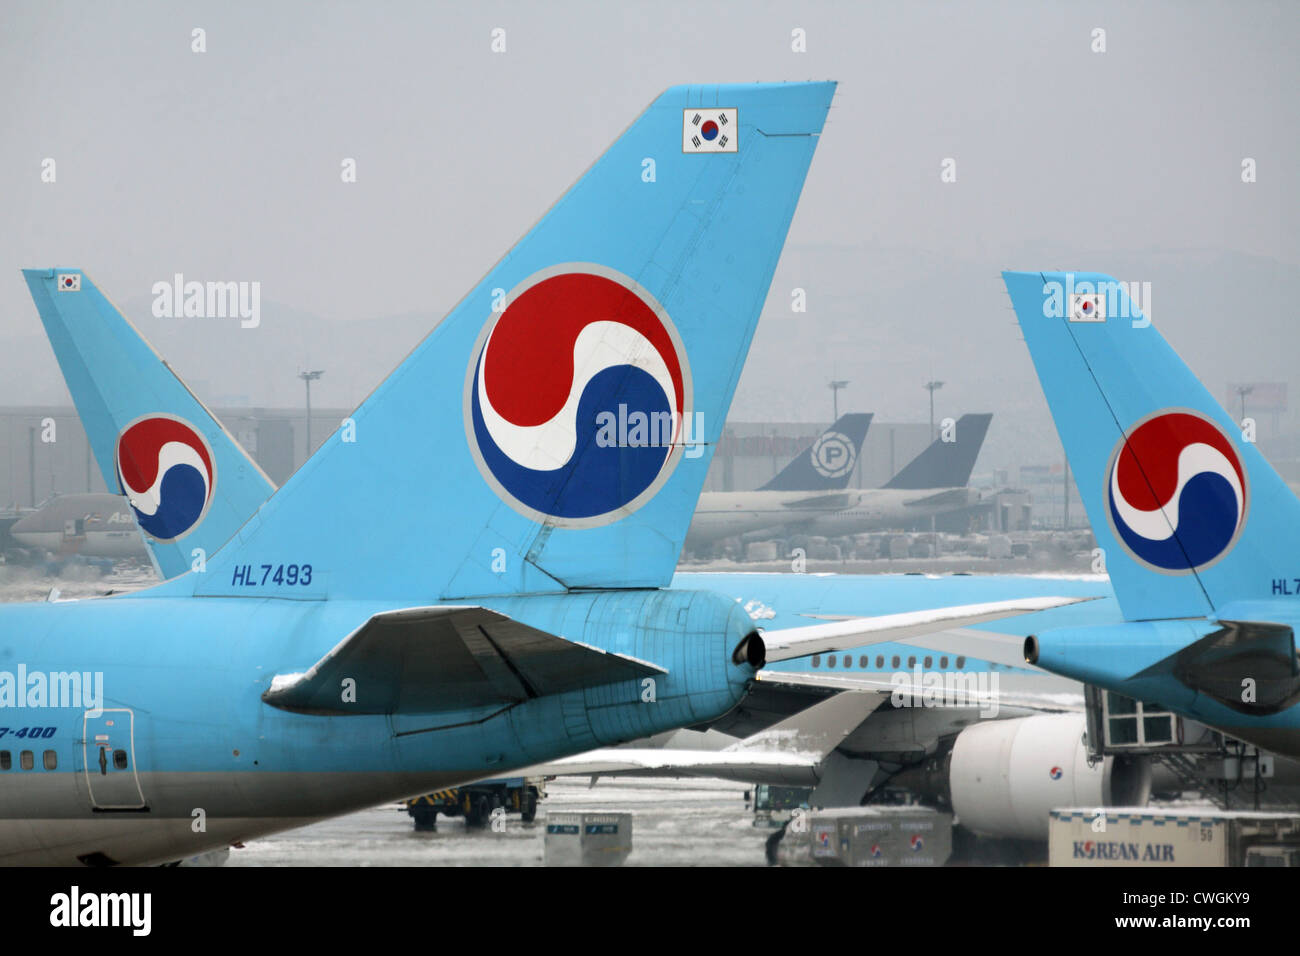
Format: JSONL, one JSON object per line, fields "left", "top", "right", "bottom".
{"left": 948, "top": 713, "right": 1150, "bottom": 841}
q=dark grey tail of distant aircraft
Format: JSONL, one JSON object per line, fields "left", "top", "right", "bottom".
{"left": 758, "top": 413, "right": 873, "bottom": 492}
{"left": 883, "top": 413, "right": 992, "bottom": 490}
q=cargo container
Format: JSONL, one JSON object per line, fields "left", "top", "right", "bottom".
{"left": 1049, "top": 807, "right": 1300, "bottom": 867}
{"left": 544, "top": 812, "right": 632, "bottom": 867}
{"left": 774, "top": 806, "right": 952, "bottom": 867}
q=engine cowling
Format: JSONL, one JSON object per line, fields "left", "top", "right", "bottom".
{"left": 948, "top": 713, "right": 1149, "bottom": 841}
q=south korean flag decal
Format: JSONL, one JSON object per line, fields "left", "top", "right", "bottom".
{"left": 683, "top": 108, "right": 738, "bottom": 153}
{"left": 1068, "top": 292, "right": 1105, "bottom": 322}
{"left": 57, "top": 273, "right": 81, "bottom": 292}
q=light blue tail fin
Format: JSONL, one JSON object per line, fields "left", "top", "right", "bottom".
{"left": 140, "top": 82, "right": 833, "bottom": 601}
{"left": 1003, "top": 270, "right": 1300, "bottom": 620}
{"left": 21, "top": 269, "right": 276, "bottom": 580}
{"left": 758, "top": 413, "right": 872, "bottom": 491}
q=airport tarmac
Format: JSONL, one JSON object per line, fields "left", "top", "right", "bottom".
{"left": 224, "top": 777, "right": 769, "bottom": 867}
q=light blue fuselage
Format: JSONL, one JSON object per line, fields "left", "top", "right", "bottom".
{"left": 0, "top": 586, "right": 756, "bottom": 865}
{"left": 676, "top": 571, "right": 1119, "bottom": 680}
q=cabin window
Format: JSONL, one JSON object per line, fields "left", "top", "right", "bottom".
{"left": 19, "top": 751, "right": 33, "bottom": 770}
{"left": 956, "top": 656, "right": 966, "bottom": 669}
{"left": 827, "top": 655, "right": 836, "bottom": 668}
{"left": 940, "top": 656, "right": 949, "bottom": 669}
{"left": 859, "top": 655, "right": 868, "bottom": 669}
{"left": 43, "top": 750, "right": 57, "bottom": 770}
{"left": 811, "top": 655, "right": 821, "bottom": 668}
{"left": 907, "top": 656, "right": 916, "bottom": 669}
{"left": 891, "top": 656, "right": 900, "bottom": 669}
{"left": 113, "top": 749, "right": 128, "bottom": 770}
{"left": 924, "top": 656, "right": 933, "bottom": 669}
{"left": 0, "top": 751, "right": 9, "bottom": 770}
{"left": 876, "top": 655, "right": 884, "bottom": 668}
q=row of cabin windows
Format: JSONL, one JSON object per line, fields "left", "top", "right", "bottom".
{"left": 0, "top": 749, "right": 127, "bottom": 771}
{"left": 0, "top": 750, "right": 58, "bottom": 770}
{"left": 809, "top": 654, "right": 967, "bottom": 670}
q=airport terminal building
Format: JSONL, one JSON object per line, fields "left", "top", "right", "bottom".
{"left": 2, "top": 407, "right": 934, "bottom": 504}
{"left": 7, "top": 405, "right": 1299, "bottom": 537}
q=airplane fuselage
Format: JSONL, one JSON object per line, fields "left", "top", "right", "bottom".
{"left": 1029, "top": 603, "right": 1300, "bottom": 760}
{"left": 686, "top": 488, "right": 981, "bottom": 547}
{"left": 0, "top": 587, "right": 756, "bottom": 865}
{"left": 675, "top": 570, "right": 1120, "bottom": 727}
{"left": 9, "top": 494, "right": 147, "bottom": 560}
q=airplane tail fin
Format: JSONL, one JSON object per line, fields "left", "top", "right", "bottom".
{"left": 143, "top": 82, "right": 834, "bottom": 601}
{"left": 882, "top": 413, "right": 991, "bottom": 490}
{"left": 758, "top": 413, "right": 872, "bottom": 492}
{"left": 1003, "top": 270, "right": 1300, "bottom": 620}
{"left": 21, "top": 269, "right": 276, "bottom": 580}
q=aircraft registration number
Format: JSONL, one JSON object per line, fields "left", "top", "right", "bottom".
{"left": 230, "top": 563, "right": 314, "bottom": 587}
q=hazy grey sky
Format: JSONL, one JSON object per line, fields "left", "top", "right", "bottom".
{"left": 2, "top": 0, "right": 1297, "bottom": 469}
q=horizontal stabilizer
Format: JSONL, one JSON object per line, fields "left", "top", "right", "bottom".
{"left": 780, "top": 492, "right": 853, "bottom": 511}
{"left": 760, "top": 596, "right": 1096, "bottom": 663}
{"left": 263, "top": 605, "right": 665, "bottom": 715}
{"left": 902, "top": 488, "right": 975, "bottom": 509}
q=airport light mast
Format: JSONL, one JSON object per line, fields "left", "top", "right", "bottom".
{"left": 299, "top": 369, "right": 325, "bottom": 463}
{"left": 829, "top": 379, "right": 849, "bottom": 420}
{"left": 1236, "top": 384, "right": 1253, "bottom": 422}
{"left": 924, "top": 380, "right": 944, "bottom": 440}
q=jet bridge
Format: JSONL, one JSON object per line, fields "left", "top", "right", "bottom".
{"left": 1083, "top": 685, "right": 1296, "bottom": 810}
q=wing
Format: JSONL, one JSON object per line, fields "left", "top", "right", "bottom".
{"left": 522, "top": 690, "right": 887, "bottom": 786}
{"left": 759, "top": 596, "right": 1097, "bottom": 663}
{"left": 520, "top": 748, "right": 824, "bottom": 786}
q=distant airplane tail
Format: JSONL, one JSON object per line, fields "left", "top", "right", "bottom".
{"left": 758, "top": 413, "right": 872, "bottom": 491}
{"left": 21, "top": 269, "right": 276, "bottom": 580}
{"left": 883, "top": 413, "right": 991, "bottom": 490}
{"left": 1003, "top": 270, "right": 1300, "bottom": 620}
{"left": 96, "top": 82, "right": 831, "bottom": 601}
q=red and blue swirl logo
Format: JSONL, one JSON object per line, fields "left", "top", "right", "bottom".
{"left": 909, "top": 834, "right": 925, "bottom": 852}
{"left": 465, "top": 265, "right": 690, "bottom": 526}
{"left": 1107, "top": 410, "right": 1247, "bottom": 573}
{"left": 115, "top": 415, "right": 215, "bottom": 541}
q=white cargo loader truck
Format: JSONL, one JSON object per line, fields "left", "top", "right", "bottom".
{"left": 1049, "top": 807, "right": 1300, "bottom": 867}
